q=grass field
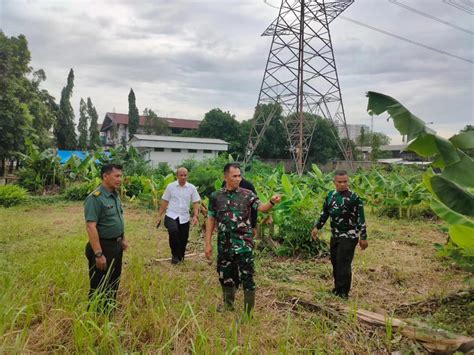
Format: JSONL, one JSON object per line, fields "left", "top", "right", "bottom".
{"left": 0, "top": 201, "right": 472, "bottom": 353}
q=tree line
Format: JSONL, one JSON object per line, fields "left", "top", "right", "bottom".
{"left": 0, "top": 31, "right": 102, "bottom": 174}
{"left": 1, "top": 30, "right": 396, "bottom": 176}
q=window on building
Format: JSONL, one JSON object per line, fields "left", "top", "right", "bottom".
{"left": 188, "top": 149, "right": 197, "bottom": 153}
{"left": 154, "top": 147, "right": 164, "bottom": 152}
{"left": 204, "top": 150, "right": 213, "bottom": 154}
{"left": 171, "top": 148, "right": 181, "bottom": 153}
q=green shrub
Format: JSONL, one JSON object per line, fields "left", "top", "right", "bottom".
{"left": 64, "top": 180, "right": 99, "bottom": 201}
{"left": 0, "top": 185, "right": 28, "bottom": 207}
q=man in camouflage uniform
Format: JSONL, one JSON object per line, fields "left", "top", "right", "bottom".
{"left": 311, "top": 170, "right": 368, "bottom": 298}
{"left": 205, "top": 163, "right": 281, "bottom": 316}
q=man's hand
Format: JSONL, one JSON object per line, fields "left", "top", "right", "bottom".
{"left": 205, "top": 244, "right": 213, "bottom": 263}
{"left": 120, "top": 239, "right": 129, "bottom": 251}
{"left": 96, "top": 255, "right": 107, "bottom": 271}
{"left": 311, "top": 228, "right": 319, "bottom": 241}
{"left": 271, "top": 195, "right": 281, "bottom": 205}
{"left": 359, "top": 239, "right": 368, "bottom": 250}
{"left": 191, "top": 215, "right": 199, "bottom": 227}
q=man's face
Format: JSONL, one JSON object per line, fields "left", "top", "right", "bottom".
{"left": 334, "top": 174, "right": 349, "bottom": 192}
{"left": 225, "top": 166, "right": 242, "bottom": 190}
{"left": 103, "top": 168, "right": 123, "bottom": 190}
{"left": 177, "top": 168, "right": 188, "bottom": 185}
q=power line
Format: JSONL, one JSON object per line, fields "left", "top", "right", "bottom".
{"left": 389, "top": 0, "right": 473, "bottom": 35}
{"left": 443, "top": 0, "right": 474, "bottom": 15}
{"left": 339, "top": 15, "right": 473, "bottom": 64}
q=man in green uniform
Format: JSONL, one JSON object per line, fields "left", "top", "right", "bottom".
{"left": 311, "top": 170, "right": 368, "bottom": 299}
{"left": 205, "top": 163, "right": 281, "bottom": 316}
{"left": 84, "top": 163, "right": 128, "bottom": 311}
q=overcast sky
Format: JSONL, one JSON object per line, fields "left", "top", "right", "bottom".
{"left": 1, "top": 0, "right": 473, "bottom": 144}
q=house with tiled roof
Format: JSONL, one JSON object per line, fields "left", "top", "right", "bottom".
{"left": 100, "top": 112, "right": 201, "bottom": 147}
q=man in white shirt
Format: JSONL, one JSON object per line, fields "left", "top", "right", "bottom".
{"left": 157, "top": 167, "right": 201, "bottom": 264}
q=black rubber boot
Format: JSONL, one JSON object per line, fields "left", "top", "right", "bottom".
{"left": 243, "top": 290, "right": 255, "bottom": 317}
{"left": 218, "top": 286, "right": 236, "bottom": 312}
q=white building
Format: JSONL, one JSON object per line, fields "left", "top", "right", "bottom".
{"left": 335, "top": 123, "right": 370, "bottom": 141}
{"left": 100, "top": 112, "right": 201, "bottom": 147}
{"left": 129, "top": 134, "right": 229, "bottom": 168}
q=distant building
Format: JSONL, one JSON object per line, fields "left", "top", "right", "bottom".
{"left": 129, "top": 134, "right": 228, "bottom": 168}
{"left": 335, "top": 123, "right": 369, "bottom": 141}
{"left": 100, "top": 112, "right": 201, "bottom": 147}
{"left": 360, "top": 144, "right": 421, "bottom": 161}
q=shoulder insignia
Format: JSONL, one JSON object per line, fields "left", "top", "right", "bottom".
{"left": 93, "top": 191, "right": 101, "bottom": 197}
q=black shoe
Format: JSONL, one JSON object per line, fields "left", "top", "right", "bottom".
{"left": 332, "top": 288, "right": 348, "bottom": 299}
{"left": 171, "top": 256, "right": 180, "bottom": 265}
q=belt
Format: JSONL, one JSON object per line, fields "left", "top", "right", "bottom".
{"left": 100, "top": 234, "right": 123, "bottom": 242}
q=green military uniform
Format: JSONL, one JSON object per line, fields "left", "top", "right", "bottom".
{"left": 84, "top": 185, "right": 125, "bottom": 309}
{"left": 315, "top": 189, "right": 367, "bottom": 297}
{"left": 208, "top": 187, "right": 261, "bottom": 291}
{"left": 84, "top": 185, "right": 125, "bottom": 239}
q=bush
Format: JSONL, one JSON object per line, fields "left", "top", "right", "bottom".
{"left": 0, "top": 185, "right": 28, "bottom": 207}
{"left": 64, "top": 179, "right": 100, "bottom": 201}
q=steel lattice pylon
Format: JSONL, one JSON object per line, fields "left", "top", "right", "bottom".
{"left": 245, "top": 0, "right": 354, "bottom": 174}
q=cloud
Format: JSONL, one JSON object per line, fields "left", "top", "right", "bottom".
{"left": 0, "top": 0, "right": 471, "bottom": 142}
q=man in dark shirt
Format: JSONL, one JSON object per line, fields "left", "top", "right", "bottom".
{"left": 311, "top": 170, "right": 368, "bottom": 298}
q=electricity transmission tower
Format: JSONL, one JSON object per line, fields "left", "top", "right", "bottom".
{"left": 244, "top": 0, "right": 354, "bottom": 174}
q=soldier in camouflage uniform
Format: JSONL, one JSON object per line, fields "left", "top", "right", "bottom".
{"left": 311, "top": 170, "right": 368, "bottom": 298}
{"left": 205, "top": 163, "right": 281, "bottom": 316}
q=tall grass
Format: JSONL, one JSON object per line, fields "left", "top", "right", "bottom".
{"left": 0, "top": 202, "right": 468, "bottom": 353}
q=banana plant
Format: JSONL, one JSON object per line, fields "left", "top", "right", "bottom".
{"left": 367, "top": 91, "right": 474, "bottom": 268}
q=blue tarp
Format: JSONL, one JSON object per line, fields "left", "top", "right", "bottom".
{"left": 57, "top": 150, "right": 110, "bottom": 164}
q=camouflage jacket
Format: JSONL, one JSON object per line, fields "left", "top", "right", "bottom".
{"left": 208, "top": 187, "right": 261, "bottom": 254}
{"left": 315, "top": 189, "right": 367, "bottom": 240}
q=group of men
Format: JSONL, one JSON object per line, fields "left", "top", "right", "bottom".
{"left": 84, "top": 163, "right": 368, "bottom": 315}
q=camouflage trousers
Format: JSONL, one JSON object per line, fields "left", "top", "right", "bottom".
{"left": 217, "top": 250, "right": 255, "bottom": 291}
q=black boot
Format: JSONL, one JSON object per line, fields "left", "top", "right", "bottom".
{"left": 218, "top": 286, "right": 236, "bottom": 312}
{"left": 243, "top": 290, "right": 255, "bottom": 317}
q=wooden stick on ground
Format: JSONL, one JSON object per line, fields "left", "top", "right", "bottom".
{"left": 152, "top": 253, "right": 204, "bottom": 262}
{"left": 287, "top": 297, "right": 474, "bottom": 353}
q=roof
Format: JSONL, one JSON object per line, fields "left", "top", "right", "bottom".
{"left": 56, "top": 150, "right": 110, "bottom": 164}
{"left": 378, "top": 158, "right": 432, "bottom": 165}
{"left": 131, "top": 134, "right": 228, "bottom": 145}
{"left": 361, "top": 144, "right": 408, "bottom": 152}
{"left": 103, "top": 112, "right": 201, "bottom": 130}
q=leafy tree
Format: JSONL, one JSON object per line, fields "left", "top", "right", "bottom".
{"left": 77, "top": 98, "right": 88, "bottom": 150}
{"left": 460, "top": 125, "right": 474, "bottom": 157}
{"left": 196, "top": 108, "right": 242, "bottom": 156}
{"left": 128, "top": 88, "right": 139, "bottom": 137}
{"left": 143, "top": 108, "right": 170, "bottom": 135}
{"left": 240, "top": 103, "right": 288, "bottom": 160}
{"left": 29, "top": 69, "right": 58, "bottom": 150}
{"left": 355, "top": 131, "right": 391, "bottom": 146}
{"left": 0, "top": 31, "right": 57, "bottom": 173}
{"left": 0, "top": 32, "right": 33, "bottom": 171}
{"left": 55, "top": 68, "right": 77, "bottom": 149}
{"left": 87, "top": 97, "right": 101, "bottom": 149}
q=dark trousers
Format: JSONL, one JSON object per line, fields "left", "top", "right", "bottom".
{"left": 164, "top": 216, "right": 190, "bottom": 260}
{"left": 330, "top": 237, "right": 359, "bottom": 296}
{"left": 85, "top": 238, "right": 123, "bottom": 311}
